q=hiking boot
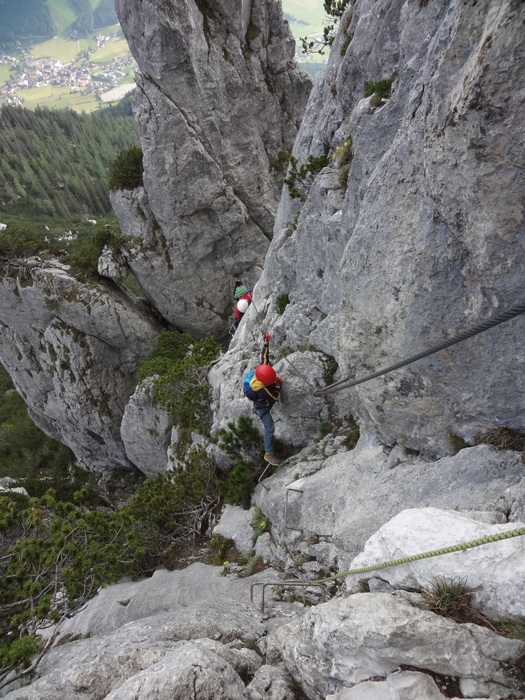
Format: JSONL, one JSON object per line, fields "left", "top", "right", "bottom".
{"left": 264, "top": 451, "right": 281, "bottom": 466}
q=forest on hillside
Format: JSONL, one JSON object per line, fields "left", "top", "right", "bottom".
{"left": 0, "top": 99, "right": 139, "bottom": 218}
{"left": 0, "top": 0, "right": 117, "bottom": 47}
{"left": 0, "top": 0, "right": 55, "bottom": 46}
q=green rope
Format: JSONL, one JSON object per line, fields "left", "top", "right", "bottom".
{"left": 311, "top": 526, "right": 525, "bottom": 584}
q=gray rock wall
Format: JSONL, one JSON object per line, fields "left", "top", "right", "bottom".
{"left": 113, "top": 0, "right": 311, "bottom": 338}
{"left": 214, "top": 0, "right": 525, "bottom": 457}
{"left": 0, "top": 259, "right": 160, "bottom": 471}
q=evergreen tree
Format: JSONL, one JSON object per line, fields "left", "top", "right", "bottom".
{"left": 0, "top": 104, "right": 138, "bottom": 218}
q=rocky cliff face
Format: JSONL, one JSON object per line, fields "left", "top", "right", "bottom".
{"left": 0, "top": 0, "right": 310, "bottom": 473}
{"left": 0, "top": 258, "right": 160, "bottom": 471}
{"left": 1, "top": 1, "right": 525, "bottom": 699}
{"left": 213, "top": 0, "right": 525, "bottom": 458}
{"left": 113, "top": 0, "right": 311, "bottom": 338}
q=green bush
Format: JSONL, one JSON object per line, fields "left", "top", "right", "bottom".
{"left": 421, "top": 577, "right": 484, "bottom": 624}
{"left": 300, "top": 0, "right": 350, "bottom": 52}
{"left": 108, "top": 146, "right": 144, "bottom": 190}
{"left": 0, "top": 490, "right": 146, "bottom": 684}
{"left": 219, "top": 461, "right": 254, "bottom": 509}
{"left": 138, "top": 331, "right": 221, "bottom": 435}
{"left": 276, "top": 293, "right": 290, "bottom": 315}
{"left": 0, "top": 225, "right": 53, "bottom": 258}
{"left": 363, "top": 74, "right": 397, "bottom": 103}
{"left": 332, "top": 137, "right": 353, "bottom": 185}
{"left": 340, "top": 37, "right": 351, "bottom": 55}
{"left": 125, "top": 449, "right": 216, "bottom": 536}
{"left": 251, "top": 507, "right": 270, "bottom": 537}
{"left": 69, "top": 224, "right": 124, "bottom": 276}
{"left": 217, "top": 416, "right": 267, "bottom": 509}
{"left": 284, "top": 155, "right": 328, "bottom": 200}
{"left": 202, "top": 534, "right": 235, "bottom": 565}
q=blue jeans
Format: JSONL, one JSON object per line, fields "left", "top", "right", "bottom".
{"left": 253, "top": 406, "right": 275, "bottom": 452}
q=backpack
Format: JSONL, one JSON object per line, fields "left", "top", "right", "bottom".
{"left": 243, "top": 371, "right": 256, "bottom": 400}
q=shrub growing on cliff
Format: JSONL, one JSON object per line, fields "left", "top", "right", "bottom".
{"left": 138, "top": 330, "right": 221, "bottom": 435}
{"left": 421, "top": 577, "right": 490, "bottom": 626}
{"left": 125, "top": 448, "right": 217, "bottom": 553}
{"left": 364, "top": 74, "right": 397, "bottom": 107}
{"left": 276, "top": 293, "right": 290, "bottom": 315}
{"left": 108, "top": 145, "right": 144, "bottom": 190}
{"left": 284, "top": 155, "right": 328, "bottom": 200}
{"left": 0, "top": 447, "right": 219, "bottom": 687}
{"left": 216, "top": 416, "right": 267, "bottom": 508}
{"left": 332, "top": 137, "right": 353, "bottom": 185}
{"left": 474, "top": 426, "right": 525, "bottom": 453}
{"left": 69, "top": 223, "right": 124, "bottom": 276}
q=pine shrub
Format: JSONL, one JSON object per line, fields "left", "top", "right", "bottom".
{"left": 108, "top": 146, "right": 144, "bottom": 190}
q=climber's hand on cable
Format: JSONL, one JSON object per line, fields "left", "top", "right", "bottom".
{"left": 264, "top": 333, "right": 271, "bottom": 344}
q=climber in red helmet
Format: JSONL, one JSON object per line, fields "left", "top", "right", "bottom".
{"left": 243, "top": 333, "right": 282, "bottom": 465}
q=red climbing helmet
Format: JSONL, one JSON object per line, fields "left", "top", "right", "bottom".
{"left": 255, "top": 364, "right": 277, "bottom": 385}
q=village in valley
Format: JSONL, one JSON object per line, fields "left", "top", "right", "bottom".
{"left": 0, "top": 1, "right": 327, "bottom": 112}
{"left": 0, "top": 33, "right": 137, "bottom": 109}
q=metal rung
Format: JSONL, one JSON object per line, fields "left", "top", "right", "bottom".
{"left": 284, "top": 486, "right": 304, "bottom": 531}
{"left": 250, "top": 580, "right": 328, "bottom": 613}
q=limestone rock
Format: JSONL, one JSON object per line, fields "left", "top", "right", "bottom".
{"left": 102, "top": 641, "right": 248, "bottom": 700}
{"left": 213, "top": 505, "right": 257, "bottom": 554}
{"left": 244, "top": 663, "right": 296, "bottom": 700}
{"left": 276, "top": 592, "right": 524, "bottom": 699}
{"left": 0, "top": 258, "right": 160, "bottom": 471}
{"left": 2, "top": 567, "right": 274, "bottom": 700}
{"left": 120, "top": 376, "right": 172, "bottom": 476}
{"left": 254, "top": 443, "right": 525, "bottom": 571}
{"left": 0, "top": 477, "right": 29, "bottom": 498}
{"left": 97, "top": 245, "right": 129, "bottom": 281}
{"left": 347, "top": 507, "right": 525, "bottom": 617}
{"left": 213, "top": 0, "right": 525, "bottom": 457}
{"left": 53, "top": 563, "right": 268, "bottom": 639}
{"left": 2, "top": 639, "right": 179, "bottom": 700}
{"left": 112, "top": 0, "right": 311, "bottom": 338}
{"left": 326, "top": 671, "right": 450, "bottom": 700}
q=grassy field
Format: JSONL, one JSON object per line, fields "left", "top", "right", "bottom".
{"left": 31, "top": 36, "right": 94, "bottom": 62}
{"left": 98, "top": 24, "right": 123, "bottom": 38}
{"left": 92, "top": 37, "right": 130, "bottom": 65}
{"left": 282, "top": 0, "right": 326, "bottom": 39}
{"left": 0, "top": 65, "right": 14, "bottom": 83}
{"left": 20, "top": 85, "right": 101, "bottom": 112}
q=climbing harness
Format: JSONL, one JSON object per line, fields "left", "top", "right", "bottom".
{"left": 316, "top": 300, "right": 525, "bottom": 396}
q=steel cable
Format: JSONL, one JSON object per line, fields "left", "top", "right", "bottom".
{"left": 316, "top": 301, "right": 525, "bottom": 396}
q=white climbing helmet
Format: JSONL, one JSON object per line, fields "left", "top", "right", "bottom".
{"left": 237, "top": 298, "right": 250, "bottom": 313}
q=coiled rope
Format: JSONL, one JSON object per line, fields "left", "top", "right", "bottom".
{"left": 310, "top": 525, "right": 525, "bottom": 584}
{"left": 316, "top": 301, "right": 525, "bottom": 395}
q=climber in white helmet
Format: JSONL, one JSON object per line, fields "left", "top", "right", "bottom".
{"left": 230, "top": 281, "right": 253, "bottom": 333}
